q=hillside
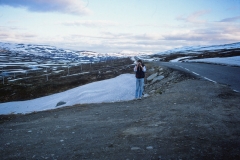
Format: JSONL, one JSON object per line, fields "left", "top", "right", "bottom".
{"left": 150, "top": 42, "right": 240, "bottom": 62}
{"left": 1, "top": 62, "right": 239, "bottom": 159}
{"left": 0, "top": 42, "right": 240, "bottom": 158}
{"left": 0, "top": 58, "right": 133, "bottom": 103}
{"left": 1, "top": 41, "right": 240, "bottom": 104}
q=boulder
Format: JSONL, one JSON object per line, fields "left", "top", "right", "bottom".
{"left": 148, "top": 68, "right": 155, "bottom": 72}
{"left": 56, "top": 101, "right": 66, "bottom": 107}
{"left": 152, "top": 75, "right": 164, "bottom": 83}
{"left": 147, "top": 73, "right": 158, "bottom": 81}
{"left": 149, "top": 90, "right": 156, "bottom": 94}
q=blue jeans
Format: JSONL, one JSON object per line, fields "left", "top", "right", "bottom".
{"left": 135, "top": 78, "right": 144, "bottom": 98}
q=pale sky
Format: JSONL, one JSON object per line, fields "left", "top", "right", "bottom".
{"left": 0, "top": 0, "right": 240, "bottom": 53}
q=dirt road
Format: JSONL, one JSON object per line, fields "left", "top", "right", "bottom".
{"left": 0, "top": 65, "right": 240, "bottom": 160}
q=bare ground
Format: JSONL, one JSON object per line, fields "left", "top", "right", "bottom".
{"left": 0, "top": 63, "right": 240, "bottom": 160}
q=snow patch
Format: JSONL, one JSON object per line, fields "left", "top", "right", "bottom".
{"left": 0, "top": 74, "right": 135, "bottom": 115}
{"left": 186, "top": 56, "right": 240, "bottom": 67}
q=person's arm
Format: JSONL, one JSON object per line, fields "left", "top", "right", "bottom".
{"left": 142, "top": 66, "right": 146, "bottom": 72}
{"left": 134, "top": 65, "right": 137, "bottom": 72}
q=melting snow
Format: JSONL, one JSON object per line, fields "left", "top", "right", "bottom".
{"left": 0, "top": 74, "right": 135, "bottom": 115}
{"left": 185, "top": 56, "right": 240, "bottom": 67}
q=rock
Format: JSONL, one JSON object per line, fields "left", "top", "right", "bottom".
{"left": 108, "top": 143, "right": 114, "bottom": 147}
{"left": 149, "top": 90, "right": 156, "bottom": 94}
{"left": 56, "top": 101, "right": 66, "bottom": 107}
{"left": 148, "top": 68, "right": 155, "bottom": 72}
{"left": 146, "top": 146, "right": 153, "bottom": 150}
{"left": 147, "top": 73, "right": 158, "bottom": 81}
{"left": 155, "top": 89, "right": 162, "bottom": 94}
{"left": 143, "top": 94, "right": 149, "bottom": 97}
{"left": 131, "top": 147, "right": 141, "bottom": 150}
{"left": 152, "top": 75, "right": 164, "bottom": 83}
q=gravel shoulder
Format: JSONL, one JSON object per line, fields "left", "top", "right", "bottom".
{"left": 0, "top": 63, "right": 240, "bottom": 160}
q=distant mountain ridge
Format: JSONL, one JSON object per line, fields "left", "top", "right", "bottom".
{"left": 1, "top": 41, "right": 239, "bottom": 63}
{"left": 0, "top": 42, "right": 109, "bottom": 63}
{"left": 157, "top": 42, "right": 240, "bottom": 55}
{"left": 0, "top": 42, "right": 152, "bottom": 63}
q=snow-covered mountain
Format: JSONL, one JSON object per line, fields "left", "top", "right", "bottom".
{"left": 0, "top": 42, "right": 153, "bottom": 79}
{"left": 0, "top": 42, "right": 110, "bottom": 63}
{"left": 0, "top": 42, "right": 151, "bottom": 63}
{"left": 157, "top": 42, "right": 240, "bottom": 55}
{"left": 1, "top": 41, "right": 239, "bottom": 69}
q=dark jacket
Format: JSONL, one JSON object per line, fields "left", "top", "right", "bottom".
{"left": 135, "top": 64, "right": 145, "bottom": 78}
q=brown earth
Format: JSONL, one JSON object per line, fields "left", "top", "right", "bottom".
{"left": 0, "top": 62, "right": 240, "bottom": 160}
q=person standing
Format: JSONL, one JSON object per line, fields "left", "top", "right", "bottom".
{"left": 134, "top": 59, "right": 146, "bottom": 100}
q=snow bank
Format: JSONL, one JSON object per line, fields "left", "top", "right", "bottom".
{"left": 0, "top": 74, "right": 135, "bottom": 115}
{"left": 170, "top": 56, "right": 193, "bottom": 62}
{"left": 186, "top": 56, "right": 240, "bottom": 67}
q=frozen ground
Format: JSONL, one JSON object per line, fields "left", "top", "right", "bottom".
{"left": 0, "top": 74, "right": 135, "bottom": 115}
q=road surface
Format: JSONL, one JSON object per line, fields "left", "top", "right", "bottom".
{"left": 156, "top": 62, "right": 240, "bottom": 92}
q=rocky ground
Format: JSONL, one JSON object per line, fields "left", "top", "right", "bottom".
{"left": 0, "top": 62, "right": 240, "bottom": 160}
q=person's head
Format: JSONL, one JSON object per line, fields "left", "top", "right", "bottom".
{"left": 137, "top": 59, "right": 142, "bottom": 65}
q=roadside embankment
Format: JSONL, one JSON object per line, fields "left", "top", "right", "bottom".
{"left": 0, "top": 62, "right": 240, "bottom": 160}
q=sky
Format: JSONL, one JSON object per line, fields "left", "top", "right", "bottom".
{"left": 0, "top": 0, "right": 240, "bottom": 53}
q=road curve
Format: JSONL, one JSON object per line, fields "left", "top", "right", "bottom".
{"left": 155, "top": 62, "right": 240, "bottom": 92}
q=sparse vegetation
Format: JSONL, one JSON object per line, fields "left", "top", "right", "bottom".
{"left": 0, "top": 58, "right": 134, "bottom": 102}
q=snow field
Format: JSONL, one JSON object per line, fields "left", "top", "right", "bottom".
{"left": 0, "top": 74, "right": 135, "bottom": 115}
